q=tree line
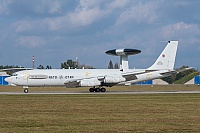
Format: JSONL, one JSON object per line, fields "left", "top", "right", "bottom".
{"left": 37, "top": 65, "right": 52, "bottom": 69}
{"left": 60, "top": 59, "right": 94, "bottom": 69}
{"left": 108, "top": 60, "right": 119, "bottom": 69}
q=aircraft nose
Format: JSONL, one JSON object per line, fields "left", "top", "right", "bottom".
{"left": 5, "top": 77, "right": 11, "bottom": 82}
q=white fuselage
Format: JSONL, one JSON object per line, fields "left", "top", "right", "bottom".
{"left": 5, "top": 68, "right": 168, "bottom": 87}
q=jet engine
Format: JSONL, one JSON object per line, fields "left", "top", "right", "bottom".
{"left": 103, "top": 76, "right": 126, "bottom": 83}
{"left": 79, "top": 78, "right": 101, "bottom": 87}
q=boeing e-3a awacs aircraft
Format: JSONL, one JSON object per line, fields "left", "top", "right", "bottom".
{"left": 5, "top": 41, "right": 178, "bottom": 93}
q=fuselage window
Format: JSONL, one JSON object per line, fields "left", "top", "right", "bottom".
{"left": 12, "top": 73, "right": 18, "bottom": 76}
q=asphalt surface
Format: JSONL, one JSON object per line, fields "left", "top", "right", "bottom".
{"left": 0, "top": 91, "right": 200, "bottom": 95}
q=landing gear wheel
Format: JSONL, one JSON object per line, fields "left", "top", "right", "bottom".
{"left": 89, "top": 88, "right": 94, "bottom": 92}
{"left": 24, "top": 88, "right": 28, "bottom": 93}
{"left": 101, "top": 88, "right": 106, "bottom": 92}
{"left": 95, "top": 88, "right": 100, "bottom": 92}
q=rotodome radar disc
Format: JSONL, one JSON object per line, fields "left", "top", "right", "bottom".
{"left": 106, "top": 49, "right": 141, "bottom": 56}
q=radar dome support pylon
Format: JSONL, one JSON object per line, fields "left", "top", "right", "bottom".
{"left": 106, "top": 49, "right": 141, "bottom": 71}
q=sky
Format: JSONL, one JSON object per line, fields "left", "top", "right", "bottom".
{"left": 0, "top": 0, "right": 200, "bottom": 70}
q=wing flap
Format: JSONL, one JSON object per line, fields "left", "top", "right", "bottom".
{"left": 122, "top": 70, "right": 146, "bottom": 81}
{"left": 64, "top": 80, "right": 80, "bottom": 88}
{"left": 123, "top": 74, "right": 138, "bottom": 81}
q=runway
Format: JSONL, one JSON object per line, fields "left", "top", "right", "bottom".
{"left": 0, "top": 91, "right": 200, "bottom": 95}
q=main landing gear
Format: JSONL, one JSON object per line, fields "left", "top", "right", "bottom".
{"left": 89, "top": 87, "right": 106, "bottom": 92}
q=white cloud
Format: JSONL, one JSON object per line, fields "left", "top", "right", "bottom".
{"left": 13, "top": 16, "right": 67, "bottom": 33}
{"left": 108, "top": 0, "right": 129, "bottom": 9}
{"left": 0, "top": 0, "right": 12, "bottom": 15}
{"left": 68, "top": 8, "right": 105, "bottom": 27}
{"left": 17, "top": 36, "right": 45, "bottom": 48}
{"left": 47, "top": 1, "right": 61, "bottom": 14}
{"left": 162, "top": 22, "right": 200, "bottom": 36}
{"left": 77, "top": 0, "right": 102, "bottom": 10}
{"left": 45, "top": 16, "right": 67, "bottom": 31}
{"left": 68, "top": 0, "right": 107, "bottom": 27}
{"left": 12, "top": 0, "right": 108, "bottom": 31}
{"left": 32, "top": 0, "right": 62, "bottom": 15}
{"left": 161, "top": 22, "right": 200, "bottom": 45}
{"left": 10, "top": 1, "right": 141, "bottom": 33}
{"left": 115, "top": 1, "right": 159, "bottom": 26}
{"left": 13, "top": 20, "right": 34, "bottom": 33}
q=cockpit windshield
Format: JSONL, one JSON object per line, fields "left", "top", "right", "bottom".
{"left": 12, "top": 73, "right": 18, "bottom": 76}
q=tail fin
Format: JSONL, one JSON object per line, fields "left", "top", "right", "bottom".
{"left": 148, "top": 41, "right": 178, "bottom": 70}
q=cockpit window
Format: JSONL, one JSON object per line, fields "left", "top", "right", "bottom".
{"left": 12, "top": 73, "right": 18, "bottom": 76}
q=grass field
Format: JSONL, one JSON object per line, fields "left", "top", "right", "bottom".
{"left": 0, "top": 85, "right": 200, "bottom": 132}
{"left": 0, "top": 84, "right": 200, "bottom": 93}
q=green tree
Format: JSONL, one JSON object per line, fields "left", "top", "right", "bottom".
{"left": 61, "top": 59, "right": 94, "bottom": 69}
{"left": 61, "top": 62, "right": 68, "bottom": 69}
{"left": 61, "top": 59, "right": 76, "bottom": 69}
{"left": 46, "top": 65, "right": 52, "bottom": 69}
{"left": 79, "top": 64, "right": 94, "bottom": 69}
{"left": 108, "top": 60, "right": 113, "bottom": 69}
{"left": 114, "top": 63, "right": 119, "bottom": 69}
{"left": 37, "top": 65, "right": 44, "bottom": 69}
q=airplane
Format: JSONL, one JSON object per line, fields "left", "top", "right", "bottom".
{"left": 5, "top": 41, "right": 179, "bottom": 93}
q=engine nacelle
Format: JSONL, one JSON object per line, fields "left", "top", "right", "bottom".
{"left": 104, "top": 76, "right": 126, "bottom": 83}
{"left": 79, "top": 78, "right": 101, "bottom": 87}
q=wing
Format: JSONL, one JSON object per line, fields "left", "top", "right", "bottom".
{"left": 64, "top": 70, "right": 150, "bottom": 87}
{"left": 64, "top": 75, "right": 123, "bottom": 88}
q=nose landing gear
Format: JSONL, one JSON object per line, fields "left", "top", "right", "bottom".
{"left": 23, "top": 86, "right": 29, "bottom": 93}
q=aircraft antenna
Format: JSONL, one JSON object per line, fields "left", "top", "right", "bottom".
{"left": 76, "top": 57, "right": 78, "bottom": 69}
{"left": 32, "top": 55, "right": 35, "bottom": 69}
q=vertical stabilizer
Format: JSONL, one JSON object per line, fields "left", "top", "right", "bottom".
{"left": 148, "top": 41, "right": 178, "bottom": 70}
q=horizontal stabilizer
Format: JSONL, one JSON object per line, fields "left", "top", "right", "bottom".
{"left": 176, "top": 67, "right": 194, "bottom": 73}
